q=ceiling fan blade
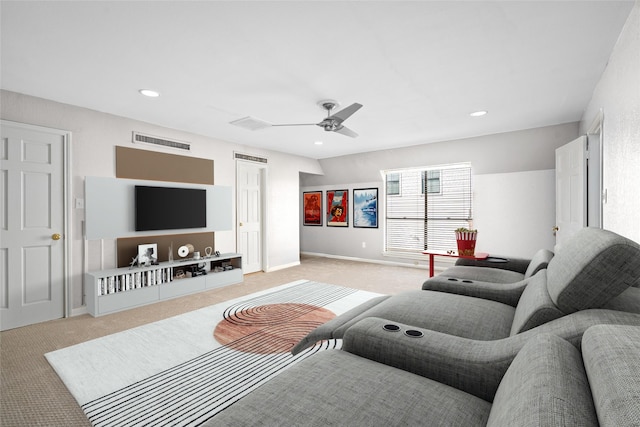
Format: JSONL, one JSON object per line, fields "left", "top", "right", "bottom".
{"left": 328, "top": 103, "right": 363, "bottom": 123}
{"left": 271, "top": 123, "right": 318, "bottom": 127}
{"left": 334, "top": 125, "right": 359, "bottom": 138}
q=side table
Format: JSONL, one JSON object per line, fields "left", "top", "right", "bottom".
{"left": 423, "top": 250, "right": 489, "bottom": 277}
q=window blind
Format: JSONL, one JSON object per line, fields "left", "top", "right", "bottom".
{"left": 384, "top": 163, "right": 472, "bottom": 254}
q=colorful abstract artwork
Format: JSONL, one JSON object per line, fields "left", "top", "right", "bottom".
{"left": 353, "top": 188, "right": 378, "bottom": 228}
{"left": 303, "top": 191, "right": 323, "bottom": 226}
{"left": 326, "top": 189, "right": 349, "bottom": 227}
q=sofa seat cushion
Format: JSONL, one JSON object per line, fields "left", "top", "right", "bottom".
{"left": 207, "top": 350, "right": 492, "bottom": 427}
{"left": 438, "top": 265, "right": 525, "bottom": 284}
{"left": 582, "top": 325, "right": 640, "bottom": 426}
{"left": 329, "top": 290, "right": 516, "bottom": 341}
{"left": 546, "top": 227, "right": 640, "bottom": 313}
{"left": 487, "top": 333, "right": 598, "bottom": 427}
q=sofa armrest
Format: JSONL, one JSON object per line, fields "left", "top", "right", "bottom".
{"left": 421, "top": 276, "right": 528, "bottom": 306}
{"left": 290, "top": 295, "right": 390, "bottom": 355}
{"left": 455, "top": 255, "right": 531, "bottom": 274}
{"left": 341, "top": 317, "right": 533, "bottom": 402}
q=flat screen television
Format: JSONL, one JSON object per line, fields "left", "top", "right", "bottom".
{"left": 135, "top": 185, "right": 207, "bottom": 231}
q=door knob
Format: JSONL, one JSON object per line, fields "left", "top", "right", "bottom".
{"left": 239, "top": 222, "right": 243, "bottom": 227}
{"left": 552, "top": 226, "right": 559, "bottom": 232}
{"left": 52, "top": 233, "right": 61, "bottom": 240}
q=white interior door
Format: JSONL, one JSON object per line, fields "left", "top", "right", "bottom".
{"left": 1, "top": 121, "right": 67, "bottom": 331}
{"left": 236, "top": 161, "right": 263, "bottom": 274}
{"left": 555, "top": 136, "right": 587, "bottom": 248}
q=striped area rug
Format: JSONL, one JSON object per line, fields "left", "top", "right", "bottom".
{"left": 46, "top": 280, "right": 380, "bottom": 427}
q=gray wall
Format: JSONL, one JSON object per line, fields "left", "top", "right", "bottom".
{"left": 301, "top": 122, "right": 579, "bottom": 264}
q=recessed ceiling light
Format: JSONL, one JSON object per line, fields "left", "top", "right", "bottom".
{"left": 470, "top": 110, "right": 487, "bottom": 117}
{"left": 139, "top": 89, "right": 160, "bottom": 98}
{"left": 314, "top": 141, "right": 323, "bottom": 145}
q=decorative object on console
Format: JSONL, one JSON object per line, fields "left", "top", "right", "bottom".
{"left": 137, "top": 243, "right": 158, "bottom": 266}
{"left": 205, "top": 246, "right": 213, "bottom": 257}
{"left": 177, "top": 243, "right": 194, "bottom": 258}
{"left": 455, "top": 228, "right": 478, "bottom": 256}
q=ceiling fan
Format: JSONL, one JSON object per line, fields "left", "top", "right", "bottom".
{"left": 271, "top": 100, "right": 363, "bottom": 138}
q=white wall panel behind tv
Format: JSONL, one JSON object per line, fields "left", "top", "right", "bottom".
{"left": 85, "top": 176, "right": 232, "bottom": 239}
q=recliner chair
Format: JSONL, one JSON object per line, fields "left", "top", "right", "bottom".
{"left": 293, "top": 227, "right": 640, "bottom": 355}
{"left": 433, "top": 247, "right": 554, "bottom": 284}
{"left": 209, "top": 324, "right": 640, "bottom": 426}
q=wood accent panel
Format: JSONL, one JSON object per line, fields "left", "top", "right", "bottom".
{"left": 117, "top": 232, "right": 215, "bottom": 268}
{"left": 115, "top": 146, "right": 214, "bottom": 185}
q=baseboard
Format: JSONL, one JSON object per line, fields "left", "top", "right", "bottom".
{"left": 265, "top": 260, "right": 301, "bottom": 273}
{"left": 300, "top": 252, "right": 432, "bottom": 270}
{"left": 71, "top": 306, "right": 88, "bottom": 317}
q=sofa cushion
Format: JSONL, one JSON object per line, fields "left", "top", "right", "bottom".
{"left": 546, "top": 228, "right": 640, "bottom": 313}
{"left": 329, "top": 290, "right": 516, "bottom": 341}
{"left": 207, "top": 350, "right": 491, "bottom": 426}
{"left": 486, "top": 333, "right": 598, "bottom": 427}
{"left": 509, "top": 270, "right": 564, "bottom": 335}
{"left": 581, "top": 325, "right": 640, "bottom": 427}
{"left": 438, "top": 265, "right": 525, "bottom": 284}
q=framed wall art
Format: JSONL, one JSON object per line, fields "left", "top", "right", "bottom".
{"left": 326, "top": 189, "right": 349, "bottom": 227}
{"left": 353, "top": 188, "right": 378, "bottom": 228}
{"left": 303, "top": 191, "right": 323, "bottom": 226}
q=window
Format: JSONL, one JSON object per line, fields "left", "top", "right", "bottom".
{"left": 384, "top": 163, "right": 472, "bottom": 255}
{"left": 386, "top": 173, "right": 400, "bottom": 195}
{"left": 422, "top": 170, "right": 441, "bottom": 194}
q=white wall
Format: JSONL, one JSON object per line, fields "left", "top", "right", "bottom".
{"left": 0, "top": 90, "right": 322, "bottom": 311}
{"left": 474, "top": 170, "right": 556, "bottom": 258}
{"left": 301, "top": 124, "right": 577, "bottom": 263}
{"left": 580, "top": 1, "right": 640, "bottom": 244}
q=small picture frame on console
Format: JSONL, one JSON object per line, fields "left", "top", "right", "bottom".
{"left": 138, "top": 243, "right": 158, "bottom": 267}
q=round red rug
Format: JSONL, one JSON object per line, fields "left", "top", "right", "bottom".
{"left": 214, "top": 303, "right": 335, "bottom": 354}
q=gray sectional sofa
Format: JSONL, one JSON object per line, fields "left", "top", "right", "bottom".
{"left": 208, "top": 227, "right": 640, "bottom": 425}
{"left": 292, "top": 227, "right": 640, "bottom": 354}
{"left": 209, "top": 324, "right": 640, "bottom": 426}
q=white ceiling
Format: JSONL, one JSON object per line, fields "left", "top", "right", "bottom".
{"left": 1, "top": 1, "right": 634, "bottom": 159}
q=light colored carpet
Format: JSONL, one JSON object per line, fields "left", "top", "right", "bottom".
{"left": 45, "top": 280, "right": 379, "bottom": 426}
{"left": 1, "top": 255, "right": 428, "bottom": 426}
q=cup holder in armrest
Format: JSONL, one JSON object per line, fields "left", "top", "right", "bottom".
{"left": 486, "top": 257, "right": 508, "bottom": 263}
{"left": 383, "top": 324, "right": 401, "bottom": 332}
{"left": 462, "top": 280, "right": 473, "bottom": 283}
{"left": 404, "top": 329, "right": 424, "bottom": 338}
{"left": 447, "top": 278, "right": 458, "bottom": 281}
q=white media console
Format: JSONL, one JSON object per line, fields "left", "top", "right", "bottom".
{"left": 86, "top": 253, "right": 242, "bottom": 317}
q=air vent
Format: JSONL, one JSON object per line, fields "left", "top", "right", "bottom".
{"left": 230, "top": 116, "right": 272, "bottom": 131}
{"left": 132, "top": 132, "right": 191, "bottom": 151}
{"left": 235, "top": 152, "right": 268, "bottom": 163}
